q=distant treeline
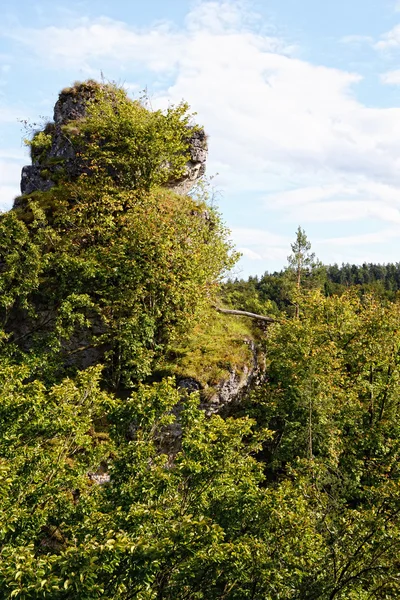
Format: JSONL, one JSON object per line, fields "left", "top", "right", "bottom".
{"left": 325, "top": 262, "right": 400, "bottom": 289}
{"left": 223, "top": 262, "right": 400, "bottom": 316}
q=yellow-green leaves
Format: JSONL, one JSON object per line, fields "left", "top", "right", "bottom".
{"left": 69, "top": 83, "right": 199, "bottom": 193}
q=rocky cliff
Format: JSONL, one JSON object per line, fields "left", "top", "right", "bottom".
{"left": 17, "top": 80, "right": 207, "bottom": 202}
{"left": 9, "top": 80, "right": 262, "bottom": 412}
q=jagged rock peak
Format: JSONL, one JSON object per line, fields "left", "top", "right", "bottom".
{"left": 17, "top": 80, "right": 207, "bottom": 202}
{"left": 53, "top": 80, "right": 101, "bottom": 125}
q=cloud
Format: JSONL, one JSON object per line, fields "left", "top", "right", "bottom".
{"left": 0, "top": 156, "right": 25, "bottom": 210}
{"left": 381, "top": 69, "right": 400, "bottom": 84}
{"left": 265, "top": 185, "right": 348, "bottom": 208}
{"left": 238, "top": 247, "right": 263, "bottom": 260}
{"left": 340, "top": 35, "right": 374, "bottom": 45}
{"left": 374, "top": 24, "right": 400, "bottom": 51}
{"left": 318, "top": 228, "right": 400, "bottom": 247}
{"left": 2, "top": 17, "right": 182, "bottom": 71}
{"left": 230, "top": 224, "right": 400, "bottom": 271}
{"left": 265, "top": 181, "right": 400, "bottom": 224}
{"left": 0, "top": 106, "right": 22, "bottom": 124}
{"left": 3, "top": 5, "right": 400, "bottom": 194}
{"left": 5, "top": 1, "right": 400, "bottom": 271}
{"left": 4, "top": 3, "right": 377, "bottom": 198}
{"left": 231, "top": 227, "right": 289, "bottom": 263}
{"left": 231, "top": 227, "right": 289, "bottom": 247}
{"left": 0, "top": 185, "right": 19, "bottom": 211}
{"left": 2, "top": 4, "right": 290, "bottom": 72}
{"left": 0, "top": 148, "right": 26, "bottom": 160}
{"left": 290, "top": 200, "right": 400, "bottom": 224}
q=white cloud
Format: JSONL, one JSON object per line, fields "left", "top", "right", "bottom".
{"left": 238, "top": 247, "right": 263, "bottom": 260}
{"left": 375, "top": 24, "right": 400, "bottom": 51}
{"left": 4, "top": 17, "right": 185, "bottom": 72}
{"left": 381, "top": 69, "right": 400, "bottom": 84}
{"left": 318, "top": 228, "right": 400, "bottom": 247}
{"left": 265, "top": 181, "right": 400, "bottom": 224}
{"left": 0, "top": 106, "right": 22, "bottom": 124}
{"left": 0, "top": 185, "right": 18, "bottom": 211}
{"left": 231, "top": 227, "right": 289, "bottom": 247}
{"left": 231, "top": 227, "right": 289, "bottom": 263}
{"left": 5, "top": 1, "right": 400, "bottom": 270}
{"left": 232, "top": 224, "right": 400, "bottom": 270}
{"left": 0, "top": 156, "right": 25, "bottom": 210}
{"left": 0, "top": 148, "right": 26, "bottom": 160}
{"left": 0, "top": 157, "right": 23, "bottom": 183}
{"left": 4, "top": 3, "right": 374, "bottom": 199}
{"left": 266, "top": 184, "right": 348, "bottom": 208}
{"left": 290, "top": 200, "right": 400, "bottom": 224}
{"left": 2, "top": 4, "right": 291, "bottom": 72}
{"left": 340, "top": 35, "right": 374, "bottom": 45}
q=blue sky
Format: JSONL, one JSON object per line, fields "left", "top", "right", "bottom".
{"left": 3, "top": 0, "right": 400, "bottom": 278}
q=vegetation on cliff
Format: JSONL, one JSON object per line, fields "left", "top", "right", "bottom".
{"left": 6, "top": 81, "right": 237, "bottom": 389}
{"left": 1, "top": 81, "right": 400, "bottom": 599}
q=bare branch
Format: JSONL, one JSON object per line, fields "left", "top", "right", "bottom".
{"left": 215, "top": 307, "right": 276, "bottom": 323}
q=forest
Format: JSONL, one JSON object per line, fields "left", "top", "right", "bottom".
{"left": 1, "top": 80, "right": 400, "bottom": 599}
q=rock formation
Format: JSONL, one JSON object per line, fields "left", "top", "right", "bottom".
{"left": 18, "top": 81, "right": 207, "bottom": 201}
{"left": 10, "top": 80, "right": 261, "bottom": 419}
{"left": 178, "top": 340, "right": 266, "bottom": 415}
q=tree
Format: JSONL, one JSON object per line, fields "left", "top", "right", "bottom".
{"left": 287, "top": 226, "right": 324, "bottom": 317}
{"left": 0, "top": 367, "right": 326, "bottom": 599}
{"left": 246, "top": 290, "right": 400, "bottom": 598}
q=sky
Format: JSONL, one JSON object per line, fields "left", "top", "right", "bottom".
{"left": 2, "top": 1, "right": 400, "bottom": 278}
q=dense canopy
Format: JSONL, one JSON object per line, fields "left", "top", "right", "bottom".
{"left": 1, "top": 82, "right": 400, "bottom": 599}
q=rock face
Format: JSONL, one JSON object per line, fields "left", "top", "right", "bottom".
{"left": 20, "top": 166, "right": 54, "bottom": 197}
{"left": 153, "top": 341, "right": 265, "bottom": 457}
{"left": 178, "top": 340, "right": 265, "bottom": 416}
{"left": 166, "top": 129, "right": 207, "bottom": 196}
{"left": 18, "top": 82, "right": 207, "bottom": 200}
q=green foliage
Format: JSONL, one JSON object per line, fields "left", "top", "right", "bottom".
{"left": 287, "top": 226, "right": 314, "bottom": 276}
{"left": 4, "top": 190, "right": 228, "bottom": 386}
{"left": 325, "top": 261, "right": 400, "bottom": 300}
{"left": 0, "top": 365, "right": 114, "bottom": 598}
{"left": 26, "top": 131, "right": 53, "bottom": 163}
{"left": 3, "top": 80, "right": 236, "bottom": 388}
{"left": 0, "top": 369, "right": 324, "bottom": 599}
{"left": 159, "top": 311, "right": 255, "bottom": 395}
{"left": 2, "top": 286, "right": 400, "bottom": 598}
{"left": 4, "top": 80, "right": 400, "bottom": 598}
{"left": 243, "top": 290, "right": 400, "bottom": 597}
{"left": 224, "top": 259, "right": 400, "bottom": 320}
{"left": 221, "top": 276, "right": 279, "bottom": 316}
{"left": 66, "top": 83, "right": 201, "bottom": 192}
{"left": 0, "top": 209, "right": 47, "bottom": 316}
{"left": 286, "top": 227, "right": 325, "bottom": 317}
{"left": 223, "top": 228, "right": 326, "bottom": 318}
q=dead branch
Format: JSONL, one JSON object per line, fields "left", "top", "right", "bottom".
{"left": 215, "top": 307, "right": 275, "bottom": 323}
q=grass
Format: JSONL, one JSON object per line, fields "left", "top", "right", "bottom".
{"left": 158, "top": 310, "right": 257, "bottom": 398}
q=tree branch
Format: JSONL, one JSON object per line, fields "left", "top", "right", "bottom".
{"left": 215, "top": 307, "right": 276, "bottom": 323}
